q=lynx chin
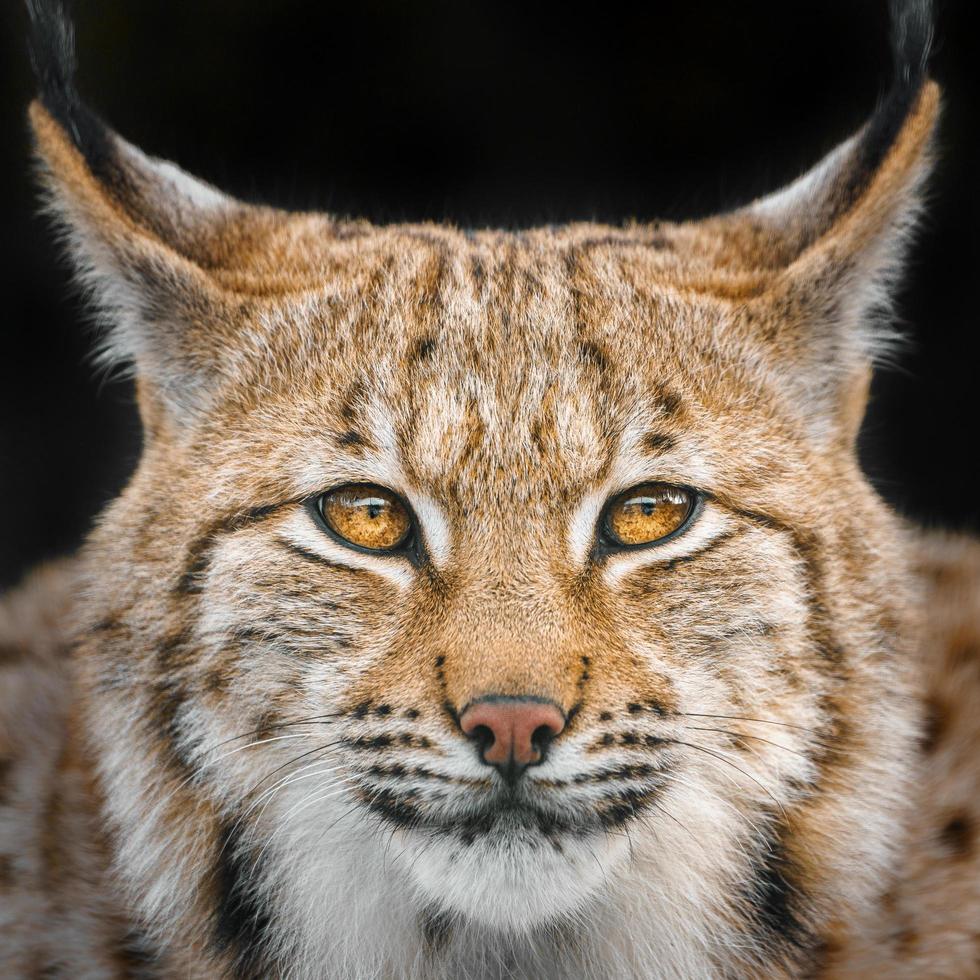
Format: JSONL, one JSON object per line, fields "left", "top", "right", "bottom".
{"left": 2, "top": 0, "right": 978, "bottom": 977}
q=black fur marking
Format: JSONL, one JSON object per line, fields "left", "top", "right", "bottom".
{"left": 368, "top": 762, "right": 407, "bottom": 779}
{"left": 24, "top": 0, "right": 115, "bottom": 177}
{"left": 343, "top": 733, "right": 411, "bottom": 750}
{"left": 469, "top": 255, "right": 485, "bottom": 289}
{"left": 0, "top": 756, "right": 13, "bottom": 806}
{"left": 148, "top": 679, "right": 197, "bottom": 778}
{"left": 597, "top": 785, "right": 662, "bottom": 828}
{"left": 362, "top": 786, "right": 421, "bottom": 827}
{"left": 565, "top": 701, "right": 583, "bottom": 727}
{"left": 277, "top": 539, "right": 358, "bottom": 574}
{"left": 410, "top": 336, "right": 438, "bottom": 363}
{"left": 91, "top": 615, "right": 125, "bottom": 635}
{"left": 827, "top": 0, "right": 934, "bottom": 227}
{"left": 230, "top": 626, "right": 273, "bottom": 644}
{"left": 580, "top": 232, "right": 674, "bottom": 252}
{"left": 875, "top": 0, "right": 933, "bottom": 150}
{"left": 364, "top": 764, "right": 462, "bottom": 785}
{"left": 440, "top": 698, "right": 457, "bottom": 724}
{"left": 0, "top": 854, "right": 15, "bottom": 889}
{"left": 661, "top": 529, "right": 740, "bottom": 572}
{"left": 337, "top": 429, "right": 366, "bottom": 449}
{"left": 32, "top": 965, "right": 63, "bottom": 980}
{"left": 155, "top": 631, "right": 193, "bottom": 673}
{"left": 420, "top": 908, "right": 453, "bottom": 954}
{"left": 920, "top": 695, "right": 947, "bottom": 754}
{"left": 175, "top": 505, "right": 281, "bottom": 596}
{"left": 213, "top": 821, "right": 275, "bottom": 980}
{"left": 578, "top": 235, "right": 628, "bottom": 250}
{"left": 643, "top": 431, "right": 676, "bottom": 455}
{"left": 579, "top": 340, "right": 610, "bottom": 374}
{"left": 745, "top": 826, "right": 816, "bottom": 960}
{"left": 175, "top": 547, "right": 211, "bottom": 597}
{"left": 654, "top": 386, "right": 683, "bottom": 417}
{"left": 0, "top": 643, "right": 25, "bottom": 666}
{"left": 117, "top": 928, "right": 163, "bottom": 978}
{"left": 433, "top": 655, "right": 461, "bottom": 727}
{"left": 351, "top": 700, "right": 372, "bottom": 719}
{"left": 939, "top": 813, "right": 974, "bottom": 859}
{"left": 573, "top": 763, "right": 660, "bottom": 784}
{"left": 722, "top": 501, "right": 845, "bottom": 670}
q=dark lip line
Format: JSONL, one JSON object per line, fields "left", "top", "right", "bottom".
{"left": 356, "top": 775, "right": 671, "bottom": 838}
{"left": 352, "top": 759, "right": 671, "bottom": 790}
{"left": 365, "top": 802, "right": 601, "bottom": 839}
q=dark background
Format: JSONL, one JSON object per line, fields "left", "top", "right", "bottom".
{"left": 1, "top": 1, "right": 977, "bottom": 590}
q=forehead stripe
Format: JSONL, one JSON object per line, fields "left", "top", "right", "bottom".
{"left": 642, "top": 431, "right": 676, "bottom": 455}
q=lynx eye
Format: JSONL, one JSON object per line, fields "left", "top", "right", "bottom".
{"left": 603, "top": 483, "right": 696, "bottom": 548}
{"left": 318, "top": 484, "right": 412, "bottom": 552}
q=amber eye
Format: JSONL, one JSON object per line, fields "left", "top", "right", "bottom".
{"left": 603, "top": 483, "right": 696, "bottom": 548}
{"left": 318, "top": 484, "right": 412, "bottom": 552}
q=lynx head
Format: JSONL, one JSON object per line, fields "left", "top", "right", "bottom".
{"left": 27, "top": 0, "right": 937, "bottom": 975}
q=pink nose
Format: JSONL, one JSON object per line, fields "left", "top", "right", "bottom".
{"left": 459, "top": 697, "right": 566, "bottom": 775}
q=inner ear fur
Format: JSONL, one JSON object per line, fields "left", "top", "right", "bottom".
{"left": 726, "top": 78, "right": 939, "bottom": 444}
{"left": 703, "top": 0, "right": 940, "bottom": 442}
{"left": 30, "top": 101, "right": 253, "bottom": 423}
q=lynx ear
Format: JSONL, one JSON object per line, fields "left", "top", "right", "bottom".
{"left": 26, "top": 0, "right": 262, "bottom": 424}
{"left": 727, "top": 0, "right": 938, "bottom": 442}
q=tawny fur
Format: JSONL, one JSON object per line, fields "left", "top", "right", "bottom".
{"left": 3, "top": 1, "right": 978, "bottom": 977}
{"left": 4, "top": 532, "right": 980, "bottom": 977}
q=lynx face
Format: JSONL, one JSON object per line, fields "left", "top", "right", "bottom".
{"left": 139, "top": 237, "right": 841, "bottom": 934}
{"left": 25, "top": 0, "right": 938, "bottom": 974}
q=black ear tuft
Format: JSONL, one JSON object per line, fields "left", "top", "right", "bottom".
{"left": 24, "top": 0, "right": 113, "bottom": 178}
{"left": 853, "top": 0, "right": 934, "bottom": 189}
{"left": 890, "top": 0, "right": 933, "bottom": 88}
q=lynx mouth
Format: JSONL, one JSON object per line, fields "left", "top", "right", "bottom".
{"left": 359, "top": 773, "right": 669, "bottom": 843}
{"left": 361, "top": 789, "right": 583, "bottom": 840}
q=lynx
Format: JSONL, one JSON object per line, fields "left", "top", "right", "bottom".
{"left": 2, "top": 0, "right": 978, "bottom": 977}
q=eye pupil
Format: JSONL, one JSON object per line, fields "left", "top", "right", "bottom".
{"left": 604, "top": 483, "right": 695, "bottom": 548}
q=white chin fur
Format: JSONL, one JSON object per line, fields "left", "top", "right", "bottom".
{"left": 391, "top": 823, "right": 629, "bottom": 933}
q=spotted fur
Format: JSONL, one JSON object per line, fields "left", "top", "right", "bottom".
{"left": 3, "top": 1, "right": 977, "bottom": 977}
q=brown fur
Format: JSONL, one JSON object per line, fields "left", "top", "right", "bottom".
{"left": 3, "top": 5, "right": 978, "bottom": 975}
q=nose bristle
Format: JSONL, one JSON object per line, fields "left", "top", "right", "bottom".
{"left": 459, "top": 697, "right": 566, "bottom": 778}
